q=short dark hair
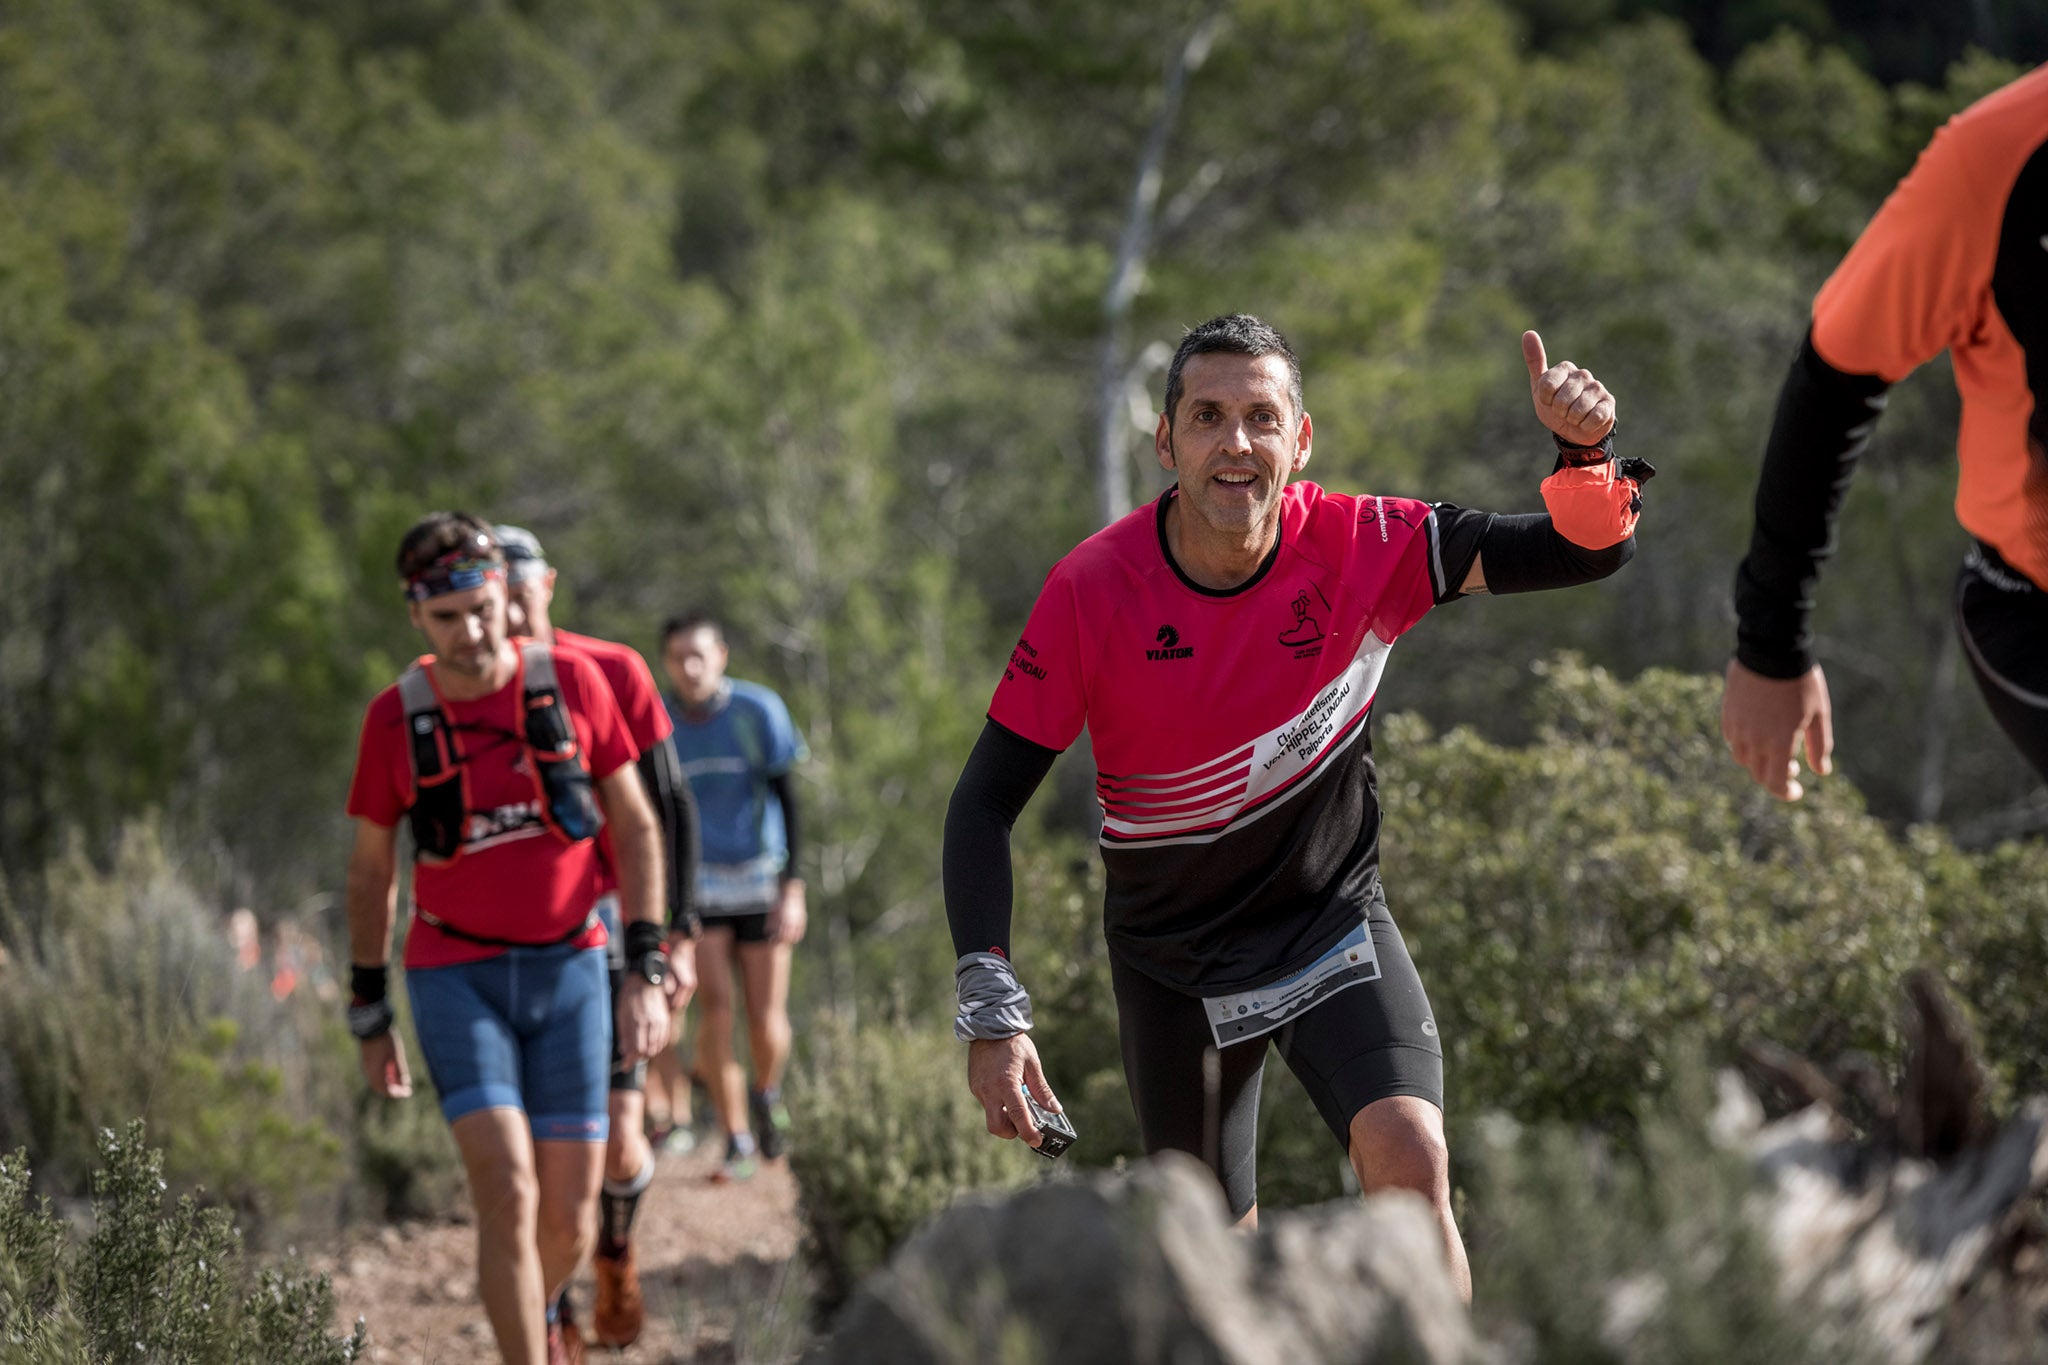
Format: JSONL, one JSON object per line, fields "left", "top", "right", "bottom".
{"left": 660, "top": 611, "right": 726, "bottom": 648}
{"left": 1161, "top": 314, "right": 1303, "bottom": 429}
{"left": 395, "top": 511, "right": 500, "bottom": 580}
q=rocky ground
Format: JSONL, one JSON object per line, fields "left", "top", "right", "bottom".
{"left": 318, "top": 1137, "right": 812, "bottom": 1363}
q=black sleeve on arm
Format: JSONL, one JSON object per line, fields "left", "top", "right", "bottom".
{"left": 1468, "top": 512, "right": 1635, "bottom": 595}
{"left": 766, "top": 771, "right": 802, "bottom": 880}
{"left": 943, "top": 719, "right": 1061, "bottom": 961}
{"left": 637, "top": 741, "right": 701, "bottom": 935}
{"left": 1733, "top": 329, "right": 1891, "bottom": 678}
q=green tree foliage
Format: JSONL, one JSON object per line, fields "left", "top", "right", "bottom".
{"left": 0, "top": 0, "right": 2033, "bottom": 903}
{"left": 1, "top": 0, "right": 2042, "bottom": 1314}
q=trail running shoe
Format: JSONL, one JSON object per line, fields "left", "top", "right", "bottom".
{"left": 592, "top": 1242, "right": 645, "bottom": 1347}
{"left": 750, "top": 1086, "right": 793, "bottom": 1160}
{"left": 711, "top": 1134, "right": 759, "bottom": 1183}
{"left": 547, "top": 1317, "right": 586, "bottom": 1365}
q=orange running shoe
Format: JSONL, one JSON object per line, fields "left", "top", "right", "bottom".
{"left": 592, "top": 1243, "right": 645, "bottom": 1347}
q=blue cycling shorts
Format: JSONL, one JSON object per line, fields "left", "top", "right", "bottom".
{"left": 406, "top": 942, "right": 611, "bottom": 1143}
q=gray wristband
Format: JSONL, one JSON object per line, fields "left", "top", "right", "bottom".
{"left": 954, "top": 953, "right": 1034, "bottom": 1042}
{"left": 347, "top": 998, "right": 395, "bottom": 1040}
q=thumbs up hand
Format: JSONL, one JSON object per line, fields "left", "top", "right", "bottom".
{"left": 1523, "top": 331, "right": 1616, "bottom": 447}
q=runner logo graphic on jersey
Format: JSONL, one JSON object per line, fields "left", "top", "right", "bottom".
{"left": 1278, "top": 585, "right": 1328, "bottom": 654}
{"left": 1146, "top": 625, "right": 1194, "bottom": 662}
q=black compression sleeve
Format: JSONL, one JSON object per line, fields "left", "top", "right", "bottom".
{"left": 943, "top": 719, "right": 1060, "bottom": 961}
{"left": 1471, "top": 513, "right": 1635, "bottom": 595}
{"left": 766, "top": 771, "right": 802, "bottom": 881}
{"left": 637, "top": 741, "right": 700, "bottom": 935}
{"left": 1733, "top": 329, "right": 1891, "bottom": 677}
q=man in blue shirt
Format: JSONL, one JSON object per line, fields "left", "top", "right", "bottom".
{"left": 661, "top": 612, "right": 809, "bottom": 1179}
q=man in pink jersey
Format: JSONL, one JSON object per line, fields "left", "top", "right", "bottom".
{"left": 497, "top": 524, "right": 701, "bottom": 1350}
{"left": 945, "top": 316, "right": 1648, "bottom": 1299}
{"left": 346, "top": 512, "right": 673, "bottom": 1364}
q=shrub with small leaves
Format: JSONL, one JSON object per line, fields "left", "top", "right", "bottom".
{"left": 0, "top": 1123, "right": 366, "bottom": 1365}
{"left": 787, "top": 1015, "right": 1039, "bottom": 1305}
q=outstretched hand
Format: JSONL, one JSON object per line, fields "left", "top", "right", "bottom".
{"left": 1721, "top": 658, "right": 1834, "bottom": 801}
{"left": 1524, "top": 331, "right": 1616, "bottom": 446}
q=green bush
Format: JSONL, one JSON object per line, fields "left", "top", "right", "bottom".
{"left": 787, "top": 1014, "right": 1040, "bottom": 1305}
{"left": 0, "top": 822, "right": 465, "bottom": 1238}
{"left": 1388, "top": 657, "right": 1932, "bottom": 1134}
{"left": 0, "top": 828, "right": 348, "bottom": 1230}
{"left": 0, "top": 1123, "right": 366, "bottom": 1364}
{"left": 1918, "top": 833, "right": 2048, "bottom": 1112}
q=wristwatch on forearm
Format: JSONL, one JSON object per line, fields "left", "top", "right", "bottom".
{"left": 625, "top": 920, "right": 670, "bottom": 987}
{"left": 348, "top": 963, "right": 395, "bottom": 1039}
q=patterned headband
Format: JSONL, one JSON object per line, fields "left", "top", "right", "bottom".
{"left": 404, "top": 538, "right": 505, "bottom": 602}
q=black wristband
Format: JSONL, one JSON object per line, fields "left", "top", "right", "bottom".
{"left": 350, "top": 964, "right": 389, "bottom": 1005}
{"left": 624, "top": 920, "right": 666, "bottom": 960}
{"left": 1553, "top": 430, "right": 1615, "bottom": 467}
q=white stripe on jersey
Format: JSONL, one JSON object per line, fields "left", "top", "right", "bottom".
{"left": 1099, "top": 628, "right": 1395, "bottom": 846}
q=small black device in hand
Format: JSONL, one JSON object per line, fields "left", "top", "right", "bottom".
{"left": 1021, "top": 1086, "right": 1077, "bottom": 1160}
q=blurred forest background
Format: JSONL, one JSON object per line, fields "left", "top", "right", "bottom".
{"left": 2, "top": 0, "right": 2047, "bottom": 1347}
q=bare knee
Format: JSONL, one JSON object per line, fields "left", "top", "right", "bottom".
{"left": 1347, "top": 1097, "right": 1451, "bottom": 1204}
{"left": 699, "top": 997, "right": 735, "bottom": 1036}
{"left": 468, "top": 1159, "right": 540, "bottom": 1234}
{"left": 535, "top": 1182, "right": 596, "bottom": 1261}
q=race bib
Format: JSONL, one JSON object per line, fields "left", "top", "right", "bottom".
{"left": 1203, "top": 920, "right": 1380, "bottom": 1048}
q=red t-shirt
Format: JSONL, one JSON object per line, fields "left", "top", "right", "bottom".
{"left": 990, "top": 482, "right": 1472, "bottom": 993}
{"left": 556, "top": 628, "right": 672, "bottom": 897}
{"left": 346, "top": 644, "right": 636, "bottom": 968}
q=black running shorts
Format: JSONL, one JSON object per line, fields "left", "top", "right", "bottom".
{"left": 702, "top": 908, "right": 774, "bottom": 945}
{"left": 1957, "top": 543, "right": 2048, "bottom": 781}
{"left": 1109, "top": 895, "right": 1443, "bottom": 1221}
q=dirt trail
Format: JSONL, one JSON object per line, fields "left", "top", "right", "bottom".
{"left": 319, "top": 1140, "right": 811, "bottom": 1363}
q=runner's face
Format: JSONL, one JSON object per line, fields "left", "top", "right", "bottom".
{"left": 503, "top": 568, "right": 556, "bottom": 640}
{"left": 662, "top": 627, "right": 728, "bottom": 706}
{"left": 409, "top": 581, "right": 509, "bottom": 679}
{"left": 1156, "top": 352, "right": 1311, "bottom": 539}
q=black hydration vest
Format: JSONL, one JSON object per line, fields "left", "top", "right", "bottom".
{"left": 397, "top": 641, "right": 605, "bottom": 865}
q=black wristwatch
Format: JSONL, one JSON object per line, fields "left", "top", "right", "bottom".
{"left": 629, "top": 950, "right": 669, "bottom": 987}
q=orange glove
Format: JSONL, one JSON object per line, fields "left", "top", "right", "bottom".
{"left": 1541, "top": 458, "right": 1646, "bottom": 550}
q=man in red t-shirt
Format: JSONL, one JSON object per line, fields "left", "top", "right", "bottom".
{"left": 497, "top": 523, "right": 701, "bottom": 1350}
{"left": 945, "top": 316, "right": 1647, "bottom": 1301}
{"left": 345, "top": 512, "right": 671, "bottom": 1365}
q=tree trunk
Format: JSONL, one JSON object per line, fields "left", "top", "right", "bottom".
{"left": 1093, "top": 15, "right": 1223, "bottom": 530}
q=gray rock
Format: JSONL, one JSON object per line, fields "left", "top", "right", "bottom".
{"left": 1716, "top": 971, "right": 2048, "bottom": 1364}
{"left": 805, "top": 1150, "right": 1489, "bottom": 1365}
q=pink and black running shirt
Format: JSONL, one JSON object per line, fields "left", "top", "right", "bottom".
{"left": 988, "top": 482, "right": 1488, "bottom": 994}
